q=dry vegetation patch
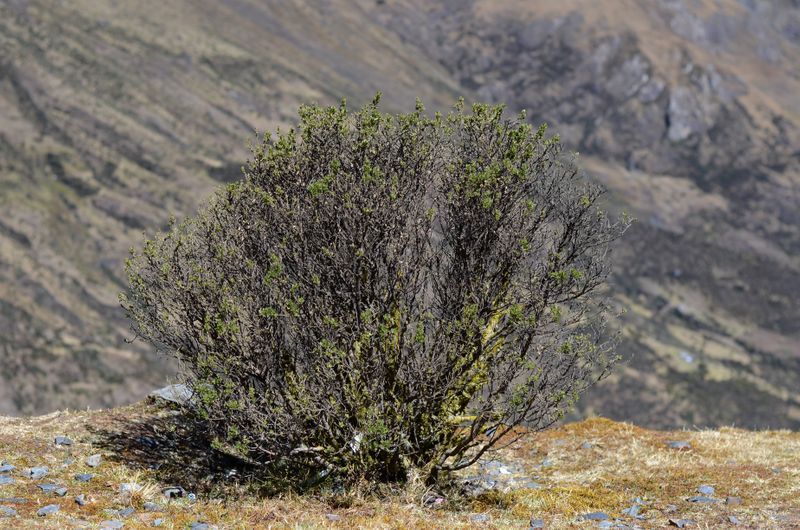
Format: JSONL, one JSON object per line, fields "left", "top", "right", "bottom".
{"left": 0, "top": 405, "right": 798, "bottom": 528}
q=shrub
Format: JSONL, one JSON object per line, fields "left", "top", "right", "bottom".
{"left": 121, "top": 95, "right": 629, "bottom": 487}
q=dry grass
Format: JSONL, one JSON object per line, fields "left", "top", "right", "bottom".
{"left": 0, "top": 405, "right": 798, "bottom": 529}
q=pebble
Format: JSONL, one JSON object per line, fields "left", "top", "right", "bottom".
{"left": 669, "top": 519, "right": 694, "bottom": 528}
{"left": 470, "top": 513, "right": 490, "bottom": 523}
{"left": 580, "top": 441, "right": 594, "bottom": 449}
{"left": 54, "top": 436, "right": 73, "bottom": 446}
{"left": 120, "top": 483, "right": 142, "bottom": 494}
{"left": 666, "top": 441, "right": 691, "bottom": 450}
{"left": 0, "top": 464, "right": 14, "bottom": 473}
{"left": 152, "top": 519, "right": 164, "bottom": 527}
{"left": 100, "top": 521, "right": 124, "bottom": 529}
{"left": 86, "top": 454, "right": 102, "bottom": 468}
{"left": 696, "top": 485, "right": 714, "bottom": 495}
{"left": 0, "top": 506, "right": 17, "bottom": 517}
{"left": 728, "top": 515, "right": 740, "bottom": 525}
{"left": 37, "top": 484, "right": 68, "bottom": 496}
{"left": 162, "top": 486, "right": 186, "bottom": 498}
{"left": 583, "top": 512, "right": 609, "bottom": 521}
{"left": 529, "top": 518, "right": 545, "bottom": 529}
{"left": 28, "top": 466, "right": 49, "bottom": 479}
{"left": 37, "top": 504, "right": 60, "bottom": 516}
{"left": 75, "top": 473, "right": 94, "bottom": 482}
{"left": 687, "top": 496, "right": 718, "bottom": 503}
{"left": 0, "top": 476, "right": 14, "bottom": 486}
{"left": 0, "top": 497, "right": 27, "bottom": 504}
{"left": 621, "top": 504, "right": 640, "bottom": 517}
{"left": 117, "top": 507, "right": 135, "bottom": 518}
{"left": 143, "top": 502, "right": 161, "bottom": 512}
{"left": 75, "top": 494, "right": 88, "bottom": 506}
{"left": 189, "top": 523, "right": 213, "bottom": 530}
{"left": 325, "top": 514, "right": 341, "bottom": 522}
{"left": 725, "top": 496, "right": 742, "bottom": 505}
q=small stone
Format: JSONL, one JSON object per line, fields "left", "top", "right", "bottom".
{"left": 188, "top": 492, "right": 197, "bottom": 501}
{"left": 0, "top": 476, "right": 13, "bottom": 486}
{"left": 583, "top": 512, "right": 609, "bottom": 521}
{"left": 54, "top": 436, "right": 73, "bottom": 446}
{"left": 580, "top": 441, "right": 594, "bottom": 449}
{"left": 666, "top": 441, "right": 691, "bottom": 450}
{"left": 119, "top": 483, "right": 142, "bottom": 494}
{"left": 728, "top": 515, "right": 740, "bottom": 525}
{"left": 0, "top": 498, "right": 27, "bottom": 504}
{"left": 0, "top": 464, "right": 14, "bottom": 473}
{"left": 189, "top": 523, "right": 212, "bottom": 530}
{"left": 152, "top": 519, "right": 164, "bottom": 527}
{"left": 100, "top": 521, "right": 124, "bottom": 530}
{"left": 162, "top": 486, "right": 185, "bottom": 498}
{"left": 149, "top": 384, "right": 192, "bottom": 405}
{"left": 622, "top": 504, "right": 640, "bottom": 517}
{"left": 687, "top": 496, "right": 718, "bottom": 503}
{"left": 28, "top": 466, "right": 48, "bottom": 479}
{"left": 143, "top": 502, "right": 160, "bottom": 512}
{"left": 37, "top": 484, "right": 67, "bottom": 496}
{"left": 325, "top": 514, "right": 341, "bottom": 522}
{"left": 697, "top": 485, "right": 714, "bottom": 495}
{"left": 664, "top": 504, "right": 677, "bottom": 514}
{"left": 37, "top": 504, "right": 60, "bottom": 516}
{"left": 669, "top": 519, "right": 694, "bottom": 528}
{"left": 529, "top": 518, "right": 545, "bottom": 529}
{"left": 540, "top": 458, "right": 554, "bottom": 468}
{"left": 75, "top": 473, "right": 94, "bottom": 482}
{"left": 725, "top": 496, "right": 742, "bottom": 505}
{"left": 86, "top": 454, "right": 102, "bottom": 468}
{"left": 0, "top": 506, "right": 17, "bottom": 517}
{"left": 470, "top": 513, "right": 490, "bottom": 523}
{"left": 75, "top": 494, "right": 88, "bottom": 506}
{"left": 117, "top": 507, "right": 135, "bottom": 518}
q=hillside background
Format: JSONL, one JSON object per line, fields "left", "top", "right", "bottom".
{"left": 0, "top": 0, "right": 798, "bottom": 429}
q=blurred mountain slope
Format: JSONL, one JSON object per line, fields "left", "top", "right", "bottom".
{"left": 0, "top": 0, "right": 798, "bottom": 428}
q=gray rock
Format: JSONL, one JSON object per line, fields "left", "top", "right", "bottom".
{"left": 470, "top": 513, "right": 490, "bottom": 523}
{"left": 143, "top": 502, "right": 161, "bottom": 512}
{"left": 75, "top": 473, "right": 94, "bottom": 482}
{"left": 325, "top": 514, "right": 341, "bottom": 522}
{"left": 728, "top": 515, "right": 740, "bottom": 525}
{"left": 583, "top": 512, "right": 609, "bottom": 521}
{"left": 190, "top": 523, "right": 215, "bottom": 530}
{"left": 696, "top": 485, "right": 714, "bottom": 495}
{"left": 0, "top": 476, "right": 13, "bottom": 486}
{"left": 119, "top": 483, "right": 141, "bottom": 494}
{"left": 162, "top": 486, "right": 185, "bottom": 498}
{"left": 0, "top": 497, "right": 27, "bottom": 504}
{"left": 117, "top": 507, "right": 135, "bottom": 518}
{"left": 28, "top": 466, "right": 49, "bottom": 479}
{"left": 86, "top": 454, "right": 102, "bottom": 468}
{"left": 0, "top": 464, "right": 14, "bottom": 473}
{"left": 37, "top": 504, "right": 60, "bottom": 516}
{"left": 0, "top": 506, "right": 17, "bottom": 517}
{"left": 725, "top": 496, "right": 742, "bottom": 505}
{"left": 621, "top": 504, "right": 640, "bottom": 517}
{"left": 100, "top": 521, "right": 124, "bottom": 529}
{"left": 54, "top": 436, "right": 73, "bottom": 446}
{"left": 687, "top": 496, "right": 718, "bottom": 503}
{"left": 669, "top": 519, "right": 694, "bottom": 528}
{"left": 580, "top": 442, "right": 594, "bottom": 450}
{"left": 37, "top": 484, "right": 67, "bottom": 496}
{"left": 152, "top": 519, "right": 164, "bottom": 527}
{"left": 665, "top": 441, "right": 691, "bottom": 450}
{"left": 75, "top": 494, "right": 88, "bottom": 506}
{"left": 149, "top": 384, "right": 192, "bottom": 405}
{"left": 529, "top": 518, "right": 545, "bottom": 529}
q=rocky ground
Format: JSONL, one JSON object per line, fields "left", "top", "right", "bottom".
{"left": 0, "top": 391, "right": 797, "bottom": 529}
